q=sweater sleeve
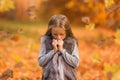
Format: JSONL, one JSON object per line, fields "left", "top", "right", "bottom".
{"left": 38, "top": 37, "right": 55, "bottom": 67}
{"left": 60, "top": 41, "right": 80, "bottom": 68}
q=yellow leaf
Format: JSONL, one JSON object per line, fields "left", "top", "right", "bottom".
{"left": 112, "top": 64, "right": 120, "bottom": 74}
{"left": 105, "top": 0, "right": 114, "bottom": 8}
{"left": 114, "top": 29, "right": 120, "bottom": 45}
{"left": 104, "top": 63, "right": 120, "bottom": 74}
{"left": 104, "top": 63, "right": 113, "bottom": 73}
{"left": 12, "top": 53, "right": 22, "bottom": 62}
{"left": 92, "top": 52, "right": 101, "bottom": 63}
{"left": 85, "top": 23, "right": 95, "bottom": 30}
{"left": 112, "top": 70, "right": 120, "bottom": 80}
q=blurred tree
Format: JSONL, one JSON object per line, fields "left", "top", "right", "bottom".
{"left": 0, "top": 0, "right": 15, "bottom": 20}
{"left": 0, "top": 0, "right": 15, "bottom": 12}
{"left": 105, "top": 0, "right": 114, "bottom": 8}
{"left": 39, "top": 0, "right": 70, "bottom": 22}
{"left": 105, "top": 0, "right": 120, "bottom": 30}
{"left": 39, "top": 0, "right": 120, "bottom": 29}
{"left": 39, "top": 0, "right": 106, "bottom": 25}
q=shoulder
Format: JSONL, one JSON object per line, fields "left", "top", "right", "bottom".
{"left": 64, "top": 37, "right": 77, "bottom": 44}
{"left": 64, "top": 37, "right": 78, "bottom": 45}
{"left": 40, "top": 35, "right": 52, "bottom": 43}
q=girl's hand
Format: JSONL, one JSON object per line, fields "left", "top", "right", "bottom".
{"left": 52, "top": 39, "right": 58, "bottom": 52}
{"left": 57, "top": 39, "right": 64, "bottom": 51}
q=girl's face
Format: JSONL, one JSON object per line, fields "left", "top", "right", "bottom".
{"left": 51, "top": 27, "right": 66, "bottom": 40}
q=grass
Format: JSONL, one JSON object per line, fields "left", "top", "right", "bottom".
{"left": 0, "top": 19, "right": 47, "bottom": 31}
{"left": 0, "top": 19, "right": 112, "bottom": 44}
{"left": 0, "top": 19, "right": 84, "bottom": 42}
{"left": 0, "top": 19, "right": 47, "bottom": 42}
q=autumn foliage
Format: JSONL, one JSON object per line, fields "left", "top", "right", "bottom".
{"left": 0, "top": 23, "right": 120, "bottom": 80}
{"left": 0, "top": 0, "right": 120, "bottom": 80}
{"left": 39, "top": 0, "right": 120, "bottom": 29}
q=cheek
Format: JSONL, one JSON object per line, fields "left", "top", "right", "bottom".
{"left": 61, "top": 35, "right": 66, "bottom": 39}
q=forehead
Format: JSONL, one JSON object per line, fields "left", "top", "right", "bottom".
{"left": 51, "top": 27, "right": 66, "bottom": 33}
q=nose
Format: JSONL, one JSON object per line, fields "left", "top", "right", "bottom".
{"left": 56, "top": 35, "right": 61, "bottom": 40}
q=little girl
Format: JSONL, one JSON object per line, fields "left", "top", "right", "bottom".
{"left": 38, "top": 14, "right": 79, "bottom": 80}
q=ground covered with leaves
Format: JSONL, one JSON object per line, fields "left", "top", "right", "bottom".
{"left": 0, "top": 21, "right": 120, "bottom": 80}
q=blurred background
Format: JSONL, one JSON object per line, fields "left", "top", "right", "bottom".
{"left": 0, "top": 0, "right": 120, "bottom": 80}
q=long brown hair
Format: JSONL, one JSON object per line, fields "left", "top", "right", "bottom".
{"left": 45, "top": 14, "right": 74, "bottom": 38}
